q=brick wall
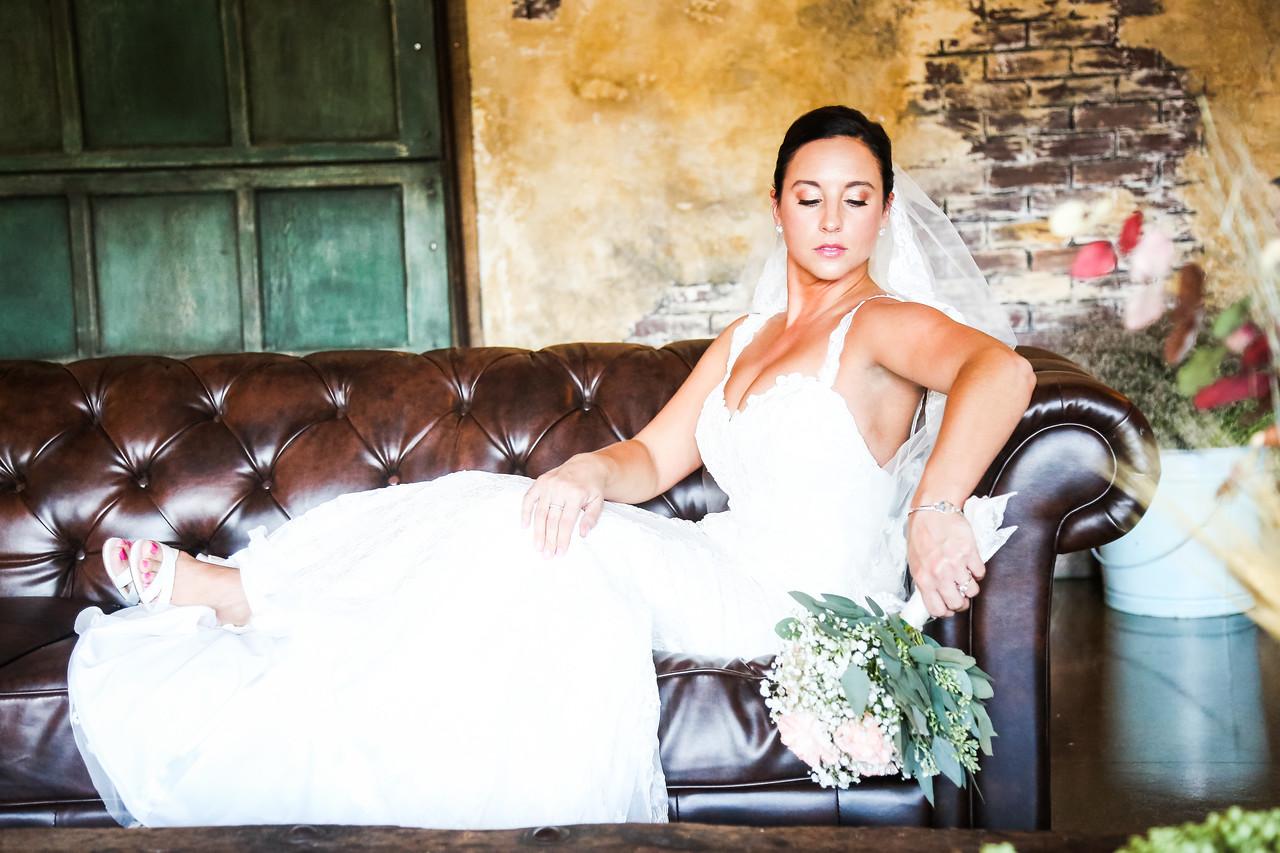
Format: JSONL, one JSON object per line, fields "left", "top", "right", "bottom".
{"left": 628, "top": 0, "right": 1203, "bottom": 346}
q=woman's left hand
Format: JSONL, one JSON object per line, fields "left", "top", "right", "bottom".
{"left": 906, "top": 510, "right": 986, "bottom": 618}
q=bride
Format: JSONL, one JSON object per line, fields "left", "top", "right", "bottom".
{"left": 68, "top": 105, "right": 1035, "bottom": 829}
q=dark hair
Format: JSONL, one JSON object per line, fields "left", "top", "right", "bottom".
{"left": 772, "top": 106, "right": 894, "bottom": 202}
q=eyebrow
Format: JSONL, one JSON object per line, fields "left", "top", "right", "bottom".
{"left": 791, "top": 180, "right": 875, "bottom": 191}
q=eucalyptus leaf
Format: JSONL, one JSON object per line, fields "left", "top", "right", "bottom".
{"left": 916, "top": 769, "right": 935, "bottom": 806}
{"left": 864, "top": 596, "right": 885, "bottom": 617}
{"left": 789, "top": 591, "right": 825, "bottom": 616}
{"left": 774, "top": 617, "right": 800, "bottom": 640}
{"left": 970, "top": 675, "right": 993, "bottom": 700}
{"left": 909, "top": 645, "right": 936, "bottom": 665}
{"left": 910, "top": 705, "right": 929, "bottom": 734}
{"left": 1175, "top": 346, "right": 1226, "bottom": 397}
{"left": 935, "top": 647, "right": 976, "bottom": 669}
{"left": 973, "top": 705, "right": 996, "bottom": 755}
{"left": 932, "top": 738, "right": 965, "bottom": 788}
{"left": 954, "top": 668, "right": 974, "bottom": 699}
{"left": 883, "top": 654, "right": 902, "bottom": 679}
{"left": 819, "top": 593, "right": 867, "bottom": 619}
{"left": 1212, "top": 297, "right": 1251, "bottom": 339}
{"left": 841, "top": 663, "right": 872, "bottom": 716}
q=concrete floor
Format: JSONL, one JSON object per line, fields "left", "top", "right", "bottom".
{"left": 1049, "top": 577, "right": 1280, "bottom": 834}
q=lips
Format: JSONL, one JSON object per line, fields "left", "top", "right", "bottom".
{"left": 815, "top": 244, "right": 847, "bottom": 258}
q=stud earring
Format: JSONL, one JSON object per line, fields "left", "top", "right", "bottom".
{"left": 775, "top": 224, "right": 783, "bottom": 234}
{"left": 878, "top": 227, "right": 886, "bottom": 236}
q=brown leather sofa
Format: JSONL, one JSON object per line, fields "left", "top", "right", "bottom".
{"left": 0, "top": 340, "right": 1157, "bottom": 830}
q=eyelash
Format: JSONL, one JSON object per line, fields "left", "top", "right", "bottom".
{"left": 798, "top": 199, "right": 868, "bottom": 208}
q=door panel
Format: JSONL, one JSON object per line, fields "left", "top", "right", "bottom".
{"left": 259, "top": 186, "right": 408, "bottom": 350}
{"left": 0, "top": 198, "right": 75, "bottom": 358}
{"left": 93, "top": 193, "right": 242, "bottom": 354}
{"left": 244, "top": 0, "right": 399, "bottom": 144}
{"left": 74, "top": 0, "right": 232, "bottom": 150}
{"left": 0, "top": 0, "right": 62, "bottom": 155}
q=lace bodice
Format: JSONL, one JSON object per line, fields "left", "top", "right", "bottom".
{"left": 693, "top": 296, "right": 907, "bottom": 600}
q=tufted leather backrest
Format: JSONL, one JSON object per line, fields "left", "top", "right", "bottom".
{"left": 0, "top": 342, "right": 716, "bottom": 604}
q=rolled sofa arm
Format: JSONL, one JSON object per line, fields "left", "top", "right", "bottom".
{"left": 963, "top": 344, "right": 1160, "bottom": 831}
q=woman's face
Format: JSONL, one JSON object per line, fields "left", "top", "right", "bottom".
{"left": 772, "top": 136, "right": 892, "bottom": 283}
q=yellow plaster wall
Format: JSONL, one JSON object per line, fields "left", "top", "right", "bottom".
{"left": 465, "top": 0, "right": 972, "bottom": 348}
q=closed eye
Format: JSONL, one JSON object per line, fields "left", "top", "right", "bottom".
{"left": 846, "top": 200, "right": 868, "bottom": 207}
{"left": 798, "top": 199, "right": 820, "bottom": 207}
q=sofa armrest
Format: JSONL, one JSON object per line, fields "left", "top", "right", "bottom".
{"left": 954, "top": 344, "right": 1158, "bottom": 831}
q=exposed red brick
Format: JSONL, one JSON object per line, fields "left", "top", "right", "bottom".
{"left": 1117, "top": 0, "right": 1162, "bottom": 15}
{"left": 933, "top": 82, "right": 1031, "bottom": 111}
{"left": 1006, "top": 303, "right": 1033, "bottom": 333}
{"left": 985, "top": 0, "right": 1056, "bottom": 22}
{"left": 1161, "top": 99, "right": 1202, "bottom": 133}
{"left": 1116, "top": 70, "right": 1191, "bottom": 99}
{"left": 940, "top": 109, "right": 984, "bottom": 136}
{"left": 973, "top": 249, "right": 1030, "bottom": 274}
{"left": 1073, "top": 157, "right": 1159, "bottom": 186}
{"left": 1032, "top": 131, "right": 1115, "bottom": 159}
{"left": 972, "top": 135, "right": 1030, "bottom": 162}
{"left": 1116, "top": 128, "right": 1198, "bottom": 155}
{"left": 926, "top": 57, "right": 981, "bottom": 86}
{"left": 1029, "top": 75, "right": 1118, "bottom": 105}
{"left": 987, "top": 48, "right": 1072, "bottom": 80}
{"left": 1074, "top": 101, "right": 1159, "bottom": 129}
{"left": 945, "top": 192, "right": 1029, "bottom": 221}
{"left": 955, "top": 221, "right": 987, "bottom": 249}
{"left": 986, "top": 107, "right": 1072, "bottom": 134}
{"left": 990, "top": 162, "right": 1072, "bottom": 189}
{"left": 1028, "top": 18, "right": 1114, "bottom": 46}
{"left": 1030, "top": 247, "right": 1082, "bottom": 272}
{"left": 940, "top": 21, "right": 1029, "bottom": 53}
{"left": 1072, "top": 46, "right": 1165, "bottom": 74}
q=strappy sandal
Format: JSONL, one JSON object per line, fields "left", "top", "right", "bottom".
{"left": 128, "top": 539, "right": 179, "bottom": 610}
{"left": 102, "top": 537, "right": 137, "bottom": 602}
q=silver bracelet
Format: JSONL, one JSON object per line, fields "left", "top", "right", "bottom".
{"left": 907, "top": 499, "right": 963, "bottom": 516}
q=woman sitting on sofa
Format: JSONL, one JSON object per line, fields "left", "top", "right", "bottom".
{"left": 67, "top": 105, "right": 1034, "bottom": 829}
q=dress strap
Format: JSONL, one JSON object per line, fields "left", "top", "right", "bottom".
{"left": 723, "top": 313, "right": 770, "bottom": 379}
{"left": 818, "top": 294, "right": 902, "bottom": 387}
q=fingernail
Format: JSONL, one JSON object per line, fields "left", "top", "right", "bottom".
{"left": 119, "top": 548, "right": 127, "bottom": 560}
{"left": 150, "top": 542, "right": 159, "bottom": 554}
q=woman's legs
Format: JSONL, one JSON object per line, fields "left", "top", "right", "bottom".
{"left": 111, "top": 540, "right": 252, "bottom": 626}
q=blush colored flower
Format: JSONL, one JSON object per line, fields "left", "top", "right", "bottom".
{"left": 1049, "top": 200, "right": 1090, "bottom": 239}
{"left": 1130, "top": 226, "right": 1176, "bottom": 282}
{"left": 833, "top": 714, "right": 896, "bottom": 768}
{"left": 1124, "top": 279, "right": 1167, "bottom": 331}
{"left": 1070, "top": 241, "right": 1118, "bottom": 278}
{"left": 776, "top": 711, "right": 839, "bottom": 770}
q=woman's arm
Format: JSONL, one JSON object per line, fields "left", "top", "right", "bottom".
{"left": 521, "top": 317, "right": 746, "bottom": 556}
{"left": 860, "top": 301, "right": 1036, "bottom": 618}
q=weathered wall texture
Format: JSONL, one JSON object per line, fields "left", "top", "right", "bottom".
{"left": 464, "top": 0, "right": 1280, "bottom": 348}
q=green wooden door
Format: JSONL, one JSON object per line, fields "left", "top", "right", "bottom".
{"left": 0, "top": 0, "right": 452, "bottom": 359}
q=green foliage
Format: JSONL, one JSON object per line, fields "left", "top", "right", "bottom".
{"left": 1119, "top": 806, "right": 1280, "bottom": 852}
{"left": 777, "top": 591, "right": 997, "bottom": 805}
{"left": 1041, "top": 315, "right": 1266, "bottom": 450}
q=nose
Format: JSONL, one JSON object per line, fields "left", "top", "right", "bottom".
{"left": 820, "top": 206, "right": 841, "bottom": 233}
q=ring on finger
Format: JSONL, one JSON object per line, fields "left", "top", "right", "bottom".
{"left": 547, "top": 502, "right": 565, "bottom": 511}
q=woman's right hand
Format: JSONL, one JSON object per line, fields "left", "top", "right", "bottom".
{"left": 521, "top": 453, "right": 610, "bottom": 557}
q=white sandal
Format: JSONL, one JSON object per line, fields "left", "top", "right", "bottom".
{"left": 102, "top": 537, "right": 137, "bottom": 602}
{"left": 128, "top": 539, "right": 180, "bottom": 610}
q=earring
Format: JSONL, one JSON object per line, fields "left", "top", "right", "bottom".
{"left": 878, "top": 227, "right": 886, "bottom": 236}
{"left": 775, "top": 224, "right": 783, "bottom": 234}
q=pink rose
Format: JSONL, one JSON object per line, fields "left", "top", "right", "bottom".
{"left": 833, "top": 715, "right": 896, "bottom": 769}
{"left": 776, "top": 711, "right": 839, "bottom": 770}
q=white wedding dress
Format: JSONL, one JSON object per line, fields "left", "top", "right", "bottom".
{"left": 67, "top": 298, "right": 959, "bottom": 828}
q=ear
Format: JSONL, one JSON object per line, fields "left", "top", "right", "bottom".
{"left": 770, "top": 188, "right": 780, "bottom": 226}
{"left": 881, "top": 191, "right": 894, "bottom": 229}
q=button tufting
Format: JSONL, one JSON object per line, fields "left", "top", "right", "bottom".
{"left": 212, "top": 413, "right": 222, "bottom": 424}
{"left": 13, "top": 480, "right": 24, "bottom": 493}
{"left": 387, "top": 473, "right": 401, "bottom": 486}
{"left": 137, "top": 476, "right": 149, "bottom": 489}
{"left": 75, "top": 548, "right": 85, "bottom": 562}
{"left": 261, "top": 479, "right": 272, "bottom": 491}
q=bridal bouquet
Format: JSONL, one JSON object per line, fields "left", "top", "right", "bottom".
{"left": 762, "top": 591, "right": 996, "bottom": 804}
